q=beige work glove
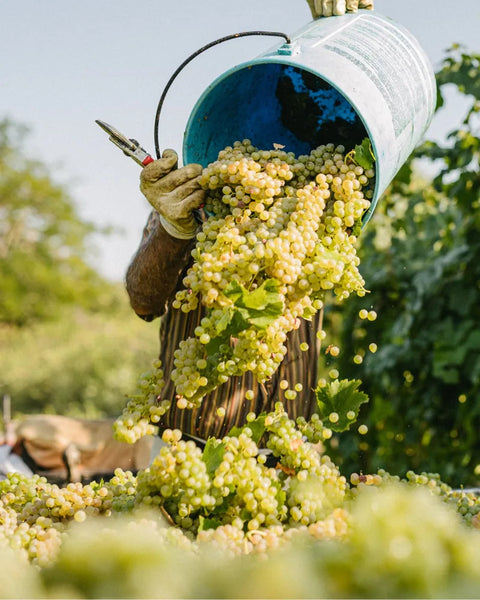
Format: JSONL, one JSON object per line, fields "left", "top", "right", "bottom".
{"left": 307, "top": 0, "right": 373, "bottom": 18}
{"left": 140, "top": 149, "right": 206, "bottom": 239}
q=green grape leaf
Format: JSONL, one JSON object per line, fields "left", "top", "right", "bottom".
{"left": 222, "top": 280, "right": 244, "bottom": 303}
{"left": 315, "top": 378, "right": 369, "bottom": 432}
{"left": 240, "top": 279, "right": 282, "bottom": 311}
{"left": 214, "top": 307, "right": 235, "bottom": 336}
{"left": 206, "top": 311, "right": 249, "bottom": 356}
{"left": 229, "top": 309, "right": 251, "bottom": 334}
{"left": 224, "top": 279, "right": 283, "bottom": 329}
{"left": 202, "top": 438, "right": 226, "bottom": 476}
{"left": 198, "top": 515, "right": 221, "bottom": 531}
{"left": 244, "top": 309, "right": 279, "bottom": 329}
{"left": 351, "top": 219, "right": 363, "bottom": 237}
{"left": 228, "top": 414, "right": 266, "bottom": 445}
{"left": 354, "top": 138, "right": 375, "bottom": 170}
{"left": 213, "top": 310, "right": 249, "bottom": 342}
{"left": 227, "top": 425, "right": 242, "bottom": 438}
{"left": 204, "top": 280, "right": 283, "bottom": 357}
{"left": 248, "top": 414, "right": 266, "bottom": 445}
{"left": 205, "top": 338, "right": 224, "bottom": 357}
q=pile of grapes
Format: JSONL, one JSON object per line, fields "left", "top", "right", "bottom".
{"left": 1, "top": 406, "right": 480, "bottom": 598}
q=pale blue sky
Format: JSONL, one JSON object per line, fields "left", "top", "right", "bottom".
{"left": 2, "top": 1, "right": 479, "bottom": 280}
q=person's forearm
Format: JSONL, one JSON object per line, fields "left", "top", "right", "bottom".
{"left": 126, "top": 211, "right": 194, "bottom": 319}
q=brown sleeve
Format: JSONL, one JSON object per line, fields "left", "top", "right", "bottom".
{"left": 125, "top": 211, "right": 195, "bottom": 320}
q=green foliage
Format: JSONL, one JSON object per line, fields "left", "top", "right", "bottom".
{"left": 315, "top": 379, "right": 369, "bottom": 432}
{"left": 0, "top": 117, "right": 158, "bottom": 420}
{"left": 326, "top": 46, "right": 480, "bottom": 486}
{"left": 206, "top": 279, "right": 283, "bottom": 355}
{"left": 228, "top": 413, "right": 266, "bottom": 444}
{"left": 0, "top": 119, "right": 117, "bottom": 326}
{"left": 351, "top": 137, "right": 375, "bottom": 170}
{"left": 202, "top": 438, "right": 226, "bottom": 476}
{"left": 224, "top": 278, "right": 283, "bottom": 328}
{"left": 0, "top": 294, "right": 159, "bottom": 418}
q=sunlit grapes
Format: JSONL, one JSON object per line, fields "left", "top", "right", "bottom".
{"left": 114, "top": 359, "right": 170, "bottom": 443}
{"left": 2, "top": 407, "right": 480, "bottom": 576}
{"left": 114, "top": 141, "right": 374, "bottom": 436}
{"left": 170, "top": 140, "right": 373, "bottom": 407}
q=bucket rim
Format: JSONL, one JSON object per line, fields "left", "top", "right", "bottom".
{"left": 183, "top": 56, "right": 380, "bottom": 224}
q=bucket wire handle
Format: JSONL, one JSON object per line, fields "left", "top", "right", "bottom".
{"left": 153, "top": 30, "right": 292, "bottom": 159}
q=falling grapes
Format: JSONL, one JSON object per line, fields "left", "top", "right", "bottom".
{"left": 171, "top": 140, "right": 372, "bottom": 407}
{"left": 115, "top": 139, "right": 374, "bottom": 442}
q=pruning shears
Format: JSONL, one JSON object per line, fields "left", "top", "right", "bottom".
{"left": 95, "top": 119, "right": 155, "bottom": 167}
{"left": 95, "top": 118, "right": 210, "bottom": 224}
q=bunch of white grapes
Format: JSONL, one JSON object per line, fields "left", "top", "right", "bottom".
{"left": 171, "top": 140, "right": 373, "bottom": 406}
{"left": 0, "top": 469, "right": 138, "bottom": 566}
{"left": 114, "top": 358, "right": 170, "bottom": 443}
{"left": 114, "top": 140, "right": 374, "bottom": 442}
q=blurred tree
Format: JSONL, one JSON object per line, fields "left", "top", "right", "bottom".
{"left": 0, "top": 118, "right": 160, "bottom": 418}
{"left": 0, "top": 300, "right": 159, "bottom": 418}
{"left": 324, "top": 46, "right": 480, "bottom": 487}
{"left": 0, "top": 119, "right": 118, "bottom": 325}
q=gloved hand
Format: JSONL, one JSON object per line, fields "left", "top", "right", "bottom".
{"left": 140, "top": 149, "right": 206, "bottom": 239}
{"left": 307, "top": 0, "right": 373, "bottom": 18}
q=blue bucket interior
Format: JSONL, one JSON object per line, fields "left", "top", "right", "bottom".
{"left": 183, "top": 61, "right": 368, "bottom": 167}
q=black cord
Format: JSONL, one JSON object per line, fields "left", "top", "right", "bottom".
{"left": 153, "top": 30, "right": 291, "bottom": 159}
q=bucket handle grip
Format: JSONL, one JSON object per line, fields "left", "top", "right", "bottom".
{"left": 153, "top": 30, "right": 292, "bottom": 159}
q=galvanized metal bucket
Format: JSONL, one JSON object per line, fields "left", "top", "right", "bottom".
{"left": 182, "top": 11, "right": 436, "bottom": 224}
